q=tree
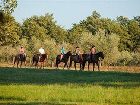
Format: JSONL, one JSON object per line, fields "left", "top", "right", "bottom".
{"left": 0, "top": 0, "right": 19, "bottom": 46}
{"left": 0, "top": 14, "right": 20, "bottom": 46}
{"left": 93, "top": 30, "right": 120, "bottom": 66}
{"left": 92, "top": 11, "right": 101, "bottom": 19}
{"left": 68, "top": 24, "right": 86, "bottom": 46}
{"left": 127, "top": 20, "right": 140, "bottom": 52}
{"left": 22, "top": 17, "right": 46, "bottom": 40}
{"left": 0, "top": 0, "right": 17, "bottom": 14}
{"left": 117, "top": 16, "right": 129, "bottom": 27}
{"left": 134, "top": 16, "right": 140, "bottom": 27}
{"left": 22, "top": 14, "right": 68, "bottom": 43}
{"left": 80, "top": 11, "right": 102, "bottom": 35}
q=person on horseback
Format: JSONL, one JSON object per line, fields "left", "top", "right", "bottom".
{"left": 19, "top": 46, "right": 26, "bottom": 59}
{"left": 60, "top": 46, "right": 65, "bottom": 60}
{"left": 90, "top": 45, "right": 96, "bottom": 61}
{"left": 75, "top": 46, "right": 83, "bottom": 61}
{"left": 39, "top": 46, "right": 45, "bottom": 61}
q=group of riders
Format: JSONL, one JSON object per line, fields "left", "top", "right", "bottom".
{"left": 60, "top": 45, "right": 96, "bottom": 61}
{"left": 18, "top": 45, "right": 96, "bottom": 61}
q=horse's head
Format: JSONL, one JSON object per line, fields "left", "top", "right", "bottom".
{"left": 66, "top": 51, "right": 72, "bottom": 56}
{"left": 98, "top": 52, "right": 104, "bottom": 59}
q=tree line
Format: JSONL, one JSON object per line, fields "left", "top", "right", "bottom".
{"left": 0, "top": 0, "right": 140, "bottom": 66}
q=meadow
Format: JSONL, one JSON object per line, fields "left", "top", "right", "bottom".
{"left": 0, "top": 67, "right": 140, "bottom": 105}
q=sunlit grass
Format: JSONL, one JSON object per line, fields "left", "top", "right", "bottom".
{"left": 0, "top": 67, "right": 140, "bottom": 105}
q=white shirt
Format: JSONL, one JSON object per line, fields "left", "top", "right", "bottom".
{"left": 39, "top": 47, "right": 45, "bottom": 54}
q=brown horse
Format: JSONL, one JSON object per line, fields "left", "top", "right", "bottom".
{"left": 13, "top": 54, "right": 26, "bottom": 68}
{"left": 32, "top": 53, "right": 47, "bottom": 69}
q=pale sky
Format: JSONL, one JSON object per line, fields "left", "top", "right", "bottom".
{"left": 12, "top": 0, "right": 140, "bottom": 29}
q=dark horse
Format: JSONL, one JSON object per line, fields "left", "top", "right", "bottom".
{"left": 69, "top": 54, "right": 83, "bottom": 70}
{"left": 13, "top": 54, "right": 26, "bottom": 68}
{"left": 82, "top": 52, "right": 104, "bottom": 71}
{"left": 56, "top": 51, "right": 72, "bottom": 69}
{"left": 32, "top": 54, "right": 47, "bottom": 69}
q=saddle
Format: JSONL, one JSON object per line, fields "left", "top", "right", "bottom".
{"left": 90, "top": 54, "right": 96, "bottom": 61}
{"left": 39, "top": 54, "right": 46, "bottom": 62}
{"left": 19, "top": 54, "right": 25, "bottom": 60}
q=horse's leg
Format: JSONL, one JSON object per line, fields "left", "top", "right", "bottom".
{"left": 67, "top": 62, "right": 69, "bottom": 69}
{"left": 42, "top": 61, "right": 45, "bottom": 69}
{"left": 13, "top": 57, "right": 16, "bottom": 67}
{"left": 80, "top": 63, "right": 82, "bottom": 70}
{"left": 17, "top": 61, "right": 19, "bottom": 68}
{"left": 41, "top": 62, "right": 43, "bottom": 69}
{"left": 40, "top": 62, "right": 42, "bottom": 69}
{"left": 74, "top": 62, "right": 76, "bottom": 70}
{"left": 93, "top": 62, "right": 95, "bottom": 71}
{"left": 34, "top": 61, "right": 37, "bottom": 68}
{"left": 36, "top": 62, "right": 38, "bottom": 69}
{"left": 63, "top": 62, "right": 67, "bottom": 69}
{"left": 88, "top": 62, "right": 90, "bottom": 71}
{"left": 25, "top": 61, "right": 27, "bottom": 67}
{"left": 42, "top": 62, "right": 44, "bottom": 69}
{"left": 20, "top": 61, "right": 22, "bottom": 68}
{"left": 69, "top": 59, "right": 72, "bottom": 69}
{"left": 39, "top": 62, "right": 41, "bottom": 69}
{"left": 38, "top": 62, "right": 41, "bottom": 69}
{"left": 82, "top": 62, "right": 86, "bottom": 70}
{"left": 56, "top": 61, "right": 59, "bottom": 69}
{"left": 24, "top": 61, "right": 26, "bottom": 68}
{"left": 55, "top": 59, "right": 59, "bottom": 69}
{"left": 65, "top": 61, "right": 69, "bottom": 69}
{"left": 81, "top": 61, "right": 84, "bottom": 70}
{"left": 96, "top": 62, "right": 100, "bottom": 71}
{"left": 56, "top": 63, "right": 58, "bottom": 69}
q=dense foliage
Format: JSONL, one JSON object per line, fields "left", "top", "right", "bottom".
{"left": 0, "top": 1, "right": 140, "bottom": 66}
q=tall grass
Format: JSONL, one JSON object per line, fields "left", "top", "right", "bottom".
{"left": 0, "top": 67, "right": 140, "bottom": 105}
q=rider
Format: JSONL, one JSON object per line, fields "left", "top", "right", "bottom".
{"left": 75, "top": 46, "right": 83, "bottom": 61}
{"left": 60, "top": 46, "right": 65, "bottom": 60}
{"left": 19, "top": 45, "right": 26, "bottom": 58}
{"left": 90, "top": 45, "right": 96, "bottom": 61}
{"left": 39, "top": 46, "right": 45, "bottom": 60}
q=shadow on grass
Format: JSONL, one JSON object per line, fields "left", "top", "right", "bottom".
{"left": 0, "top": 67, "right": 140, "bottom": 88}
{"left": 0, "top": 101, "right": 77, "bottom": 105}
{"left": 0, "top": 96, "right": 24, "bottom": 101}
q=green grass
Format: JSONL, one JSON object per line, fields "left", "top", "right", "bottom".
{"left": 0, "top": 67, "right": 140, "bottom": 105}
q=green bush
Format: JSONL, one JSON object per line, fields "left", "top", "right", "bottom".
{"left": 116, "top": 51, "right": 133, "bottom": 66}
{"left": 128, "top": 52, "right": 140, "bottom": 66}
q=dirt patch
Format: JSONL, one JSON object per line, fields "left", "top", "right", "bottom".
{"left": 0, "top": 62, "right": 140, "bottom": 73}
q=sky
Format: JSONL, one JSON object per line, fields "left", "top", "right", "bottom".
{"left": 12, "top": 0, "right": 140, "bottom": 29}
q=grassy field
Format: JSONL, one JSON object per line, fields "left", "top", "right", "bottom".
{"left": 0, "top": 67, "right": 140, "bottom": 105}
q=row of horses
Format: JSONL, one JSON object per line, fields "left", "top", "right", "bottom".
{"left": 13, "top": 51, "right": 104, "bottom": 71}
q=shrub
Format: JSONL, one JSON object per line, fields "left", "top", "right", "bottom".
{"left": 116, "top": 51, "right": 133, "bottom": 66}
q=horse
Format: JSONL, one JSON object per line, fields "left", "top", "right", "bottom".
{"left": 55, "top": 51, "right": 72, "bottom": 69}
{"left": 13, "top": 54, "right": 26, "bottom": 68}
{"left": 69, "top": 54, "right": 83, "bottom": 70}
{"left": 82, "top": 52, "right": 104, "bottom": 71}
{"left": 32, "top": 53, "right": 47, "bottom": 69}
